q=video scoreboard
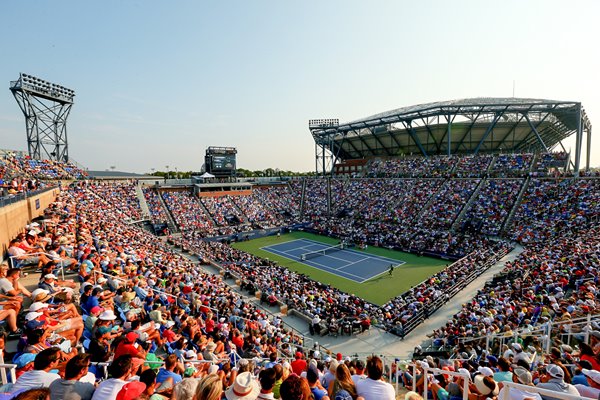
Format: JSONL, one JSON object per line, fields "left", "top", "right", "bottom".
{"left": 205, "top": 146, "right": 237, "bottom": 177}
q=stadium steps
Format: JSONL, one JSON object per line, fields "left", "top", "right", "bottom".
{"left": 413, "top": 178, "right": 447, "bottom": 221}
{"left": 299, "top": 179, "right": 307, "bottom": 219}
{"left": 135, "top": 184, "right": 151, "bottom": 219}
{"left": 486, "top": 155, "right": 498, "bottom": 174}
{"left": 230, "top": 197, "right": 250, "bottom": 223}
{"left": 198, "top": 198, "right": 222, "bottom": 226}
{"left": 157, "top": 190, "right": 180, "bottom": 233}
{"left": 450, "top": 178, "right": 486, "bottom": 230}
{"left": 500, "top": 176, "right": 531, "bottom": 235}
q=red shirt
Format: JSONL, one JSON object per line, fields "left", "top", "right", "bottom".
{"left": 114, "top": 341, "right": 140, "bottom": 359}
{"left": 291, "top": 359, "right": 307, "bottom": 375}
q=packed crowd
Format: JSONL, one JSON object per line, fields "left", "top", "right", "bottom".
{"left": 427, "top": 225, "right": 600, "bottom": 349}
{"left": 404, "top": 343, "right": 600, "bottom": 400}
{"left": 510, "top": 178, "right": 600, "bottom": 244}
{"left": 367, "top": 156, "right": 456, "bottom": 178}
{"left": 86, "top": 182, "right": 143, "bottom": 222}
{"left": 379, "top": 241, "right": 511, "bottom": 337}
{"left": 4, "top": 182, "right": 399, "bottom": 400}
{"left": 461, "top": 179, "right": 523, "bottom": 236}
{"left": 1, "top": 152, "right": 87, "bottom": 182}
{"left": 142, "top": 188, "right": 170, "bottom": 225}
{"left": 491, "top": 153, "right": 534, "bottom": 176}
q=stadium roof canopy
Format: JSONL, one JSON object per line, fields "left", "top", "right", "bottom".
{"left": 309, "top": 97, "right": 592, "bottom": 173}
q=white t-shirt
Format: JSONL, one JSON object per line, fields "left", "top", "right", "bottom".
{"left": 90, "top": 378, "right": 127, "bottom": 400}
{"left": 351, "top": 374, "right": 367, "bottom": 386}
{"left": 575, "top": 384, "right": 600, "bottom": 399}
{"left": 12, "top": 370, "right": 61, "bottom": 392}
{"left": 498, "top": 386, "right": 543, "bottom": 400}
{"left": 356, "top": 377, "right": 395, "bottom": 400}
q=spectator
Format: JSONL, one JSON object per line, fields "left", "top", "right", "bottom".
{"left": 49, "top": 354, "right": 95, "bottom": 400}
{"left": 11, "top": 348, "right": 62, "bottom": 392}
{"left": 355, "top": 357, "right": 395, "bottom": 400}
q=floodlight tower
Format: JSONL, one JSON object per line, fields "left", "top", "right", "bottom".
{"left": 9, "top": 73, "right": 75, "bottom": 162}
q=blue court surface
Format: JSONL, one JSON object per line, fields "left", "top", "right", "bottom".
{"left": 261, "top": 239, "right": 405, "bottom": 283}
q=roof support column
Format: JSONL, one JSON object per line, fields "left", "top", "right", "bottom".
{"left": 447, "top": 113, "right": 452, "bottom": 156}
{"left": 586, "top": 125, "right": 592, "bottom": 172}
{"left": 474, "top": 111, "right": 504, "bottom": 154}
{"left": 574, "top": 104, "right": 583, "bottom": 176}
{"left": 403, "top": 121, "right": 427, "bottom": 157}
{"left": 524, "top": 114, "right": 549, "bottom": 152}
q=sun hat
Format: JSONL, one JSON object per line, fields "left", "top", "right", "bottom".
{"left": 477, "top": 366, "right": 494, "bottom": 377}
{"left": 98, "top": 310, "right": 117, "bottom": 321}
{"left": 30, "top": 288, "right": 50, "bottom": 301}
{"left": 474, "top": 375, "right": 498, "bottom": 396}
{"left": 44, "top": 273, "right": 57, "bottom": 280}
{"left": 25, "top": 311, "right": 43, "bottom": 321}
{"left": 206, "top": 342, "right": 216, "bottom": 352}
{"left": 28, "top": 302, "right": 49, "bottom": 312}
{"left": 208, "top": 364, "right": 219, "bottom": 375}
{"left": 225, "top": 371, "right": 260, "bottom": 400}
{"left": 583, "top": 369, "right": 600, "bottom": 384}
{"left": 185, "top": 350, "right": 197, "bottom": 359}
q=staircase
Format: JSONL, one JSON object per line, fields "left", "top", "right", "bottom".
{"left": 230, "top": 196, "right": 250, "bottom": 224}
{"left": 198, "top": 197, "right": 221, "bottom": 226}
{"left": 135, "top": 184, "right": 151, "bottom": 219}
{"left": 299, "top": 179, "right": 307, "bottom": 219}
{"left": 157, "top": 191, "right": 180, "bottom": 233}
{"left": 413, "top": 179, "right": 447, "bottom": 222}
{"left": 451, "top": 178, "right": 486, "bottom": 230}
{"left": 500, "top": 176, "right": 531, "bottom": 234}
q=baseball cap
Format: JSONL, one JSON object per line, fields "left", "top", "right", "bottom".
{"left": 546, "top": 364, "right": 564, "bottom": 380}
{"left": 116, "top": 381, "right": 146, "bottom": 400}
{"left": 513, "top": 367, "right": 532, "bottom": 385}
{"left": 126, "top": 332, "right": 139, "bottom": 342}
{"left": 90, "top": 306, "right": 104, "bottom": 315}
{"left": 44, "top": 273, "right": 57, "bottom": 280}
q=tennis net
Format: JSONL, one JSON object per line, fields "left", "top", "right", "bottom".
{"left": 300, "top": 243, "right": 345, "bottom": 261}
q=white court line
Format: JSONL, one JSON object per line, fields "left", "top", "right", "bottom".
{"left": 261, "top": 238, "right": 406, "bottom": 283}
{"left": 305, "top": 257, "right": 368, "bottom": 282}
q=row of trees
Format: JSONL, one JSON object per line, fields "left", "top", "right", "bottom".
{"left": 147, "top": 168, "right": 315, "bottom": 178}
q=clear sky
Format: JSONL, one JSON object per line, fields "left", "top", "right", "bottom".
{"left": 0, "top": 0, "right": 598, "bottom": 173}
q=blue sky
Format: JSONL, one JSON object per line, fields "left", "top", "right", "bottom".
{"left": 1, "top": 1, "right": 598, "bottom": 173}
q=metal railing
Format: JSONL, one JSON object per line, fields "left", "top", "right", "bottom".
{"left": 500, "top": 381, "right": 594, "bottom": 400}
{"left": 0, "top": 185, "right": 57, "bottom": 208}
{"left": 9, "top": 251, "right": 68, "bottom": 281}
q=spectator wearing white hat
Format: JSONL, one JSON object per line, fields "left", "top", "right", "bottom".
{"left": 576, "top": 369, "right": 600, "bottom": 399}
{"left": 536, "top": 364, "right": 579, "bottom": 400}
{"left": 497, "top": 367, "right": 541, "bottom": 400}
{"left": 225, "top": 371, "right": 260, "bottom": 400}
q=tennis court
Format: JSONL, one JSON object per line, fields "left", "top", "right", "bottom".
{"left": 261, "top": 238, "right": 405, "bottom": 283}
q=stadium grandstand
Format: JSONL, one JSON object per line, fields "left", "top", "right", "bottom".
{"left": 0, "top": 97, "right": 599, "bottom": 400}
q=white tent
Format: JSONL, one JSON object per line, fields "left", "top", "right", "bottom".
{"left": 200, "top": 172, "right": 215, "bottom": 178}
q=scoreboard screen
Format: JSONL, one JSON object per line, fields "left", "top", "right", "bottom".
{"left": 205, "top": 146, "right": 237, "bottom": 177}
{"left": 211, "top": 154, "right": 236, "bottom": 171}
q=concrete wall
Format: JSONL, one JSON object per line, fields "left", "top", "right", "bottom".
{"left": 0, "top": 188, "right": 59, "bottom": 260}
